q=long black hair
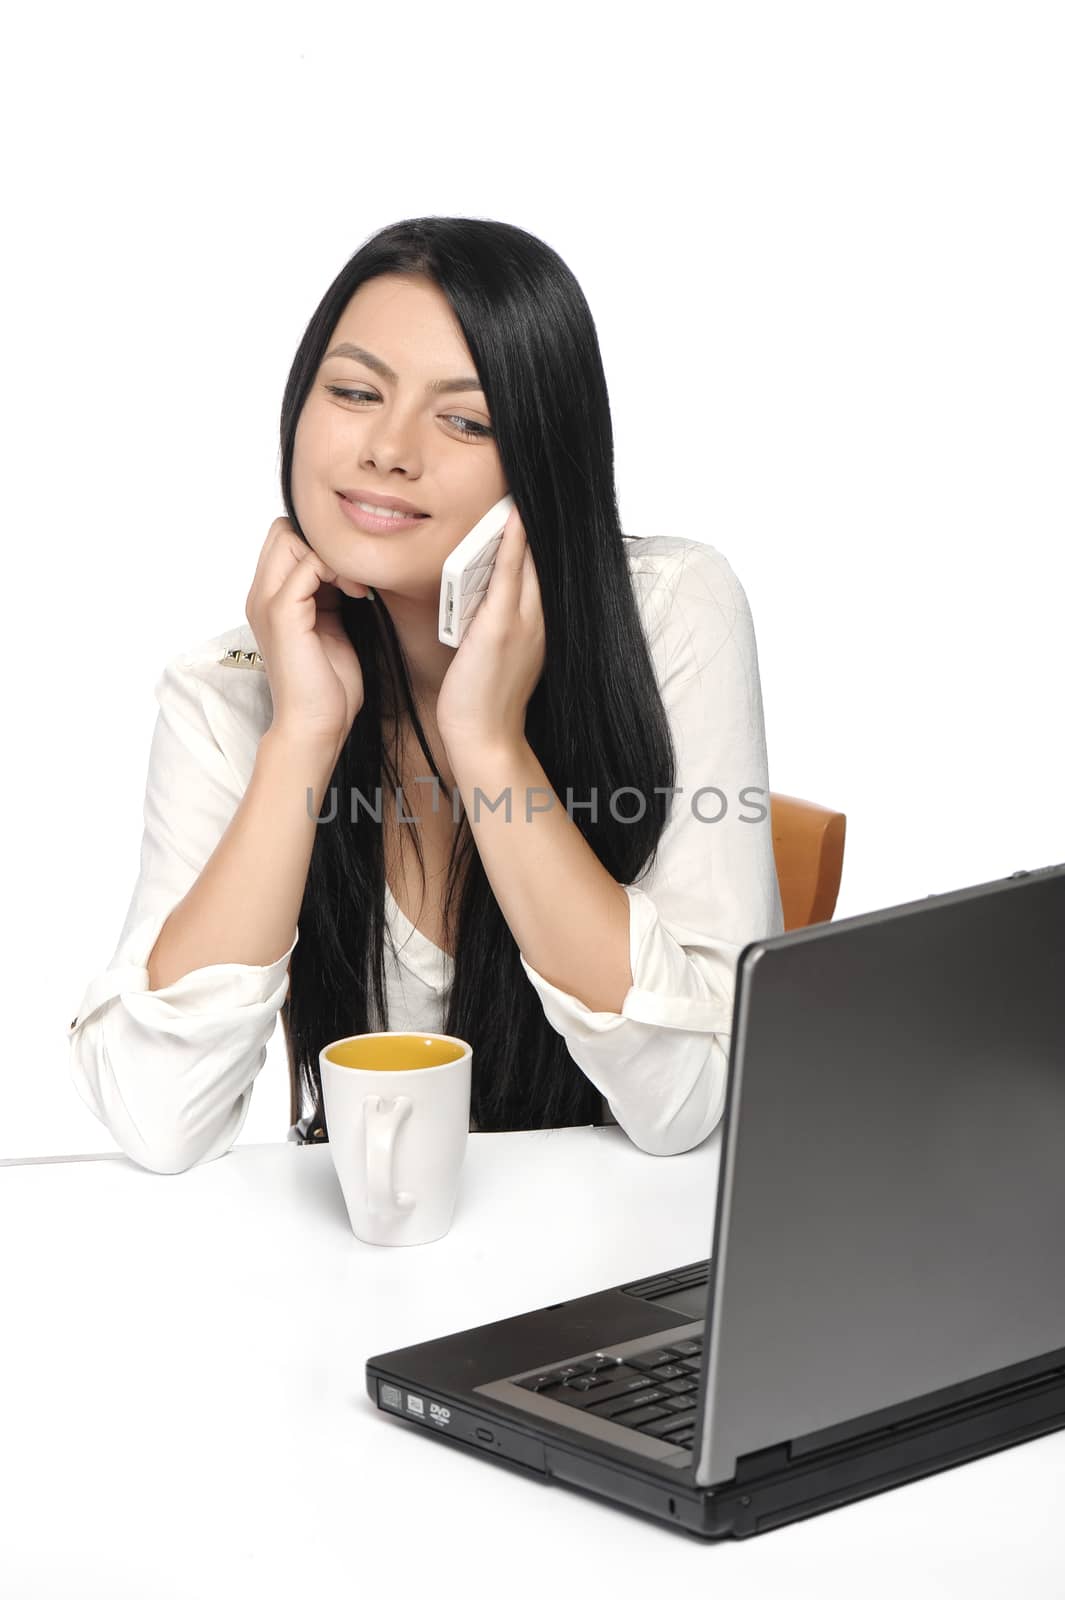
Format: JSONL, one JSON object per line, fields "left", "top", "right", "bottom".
{"left": 278, "top": 216, "right": 677, "bottom": 1137}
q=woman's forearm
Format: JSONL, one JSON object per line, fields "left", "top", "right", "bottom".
{"left": 446, "top": 735, "right": 634, "bottom": 1013}
{"left": 146, "top": 727, "right": 340, "bottom": 990}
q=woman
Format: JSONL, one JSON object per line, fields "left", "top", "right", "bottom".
{"left": 67, "top": 216, "right": 784, "bottom": 1174}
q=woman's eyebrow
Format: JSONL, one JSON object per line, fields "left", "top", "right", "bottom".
{"left": 323, "top": 341, "right": 484, "bottom": 395}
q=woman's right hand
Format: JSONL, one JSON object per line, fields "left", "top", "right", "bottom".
{"left": 245, "top": 517, "right": 371, "bottom": 756}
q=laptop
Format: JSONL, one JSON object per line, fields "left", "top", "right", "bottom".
{"left": 365, "top": 862, "right": 1065, "bottom": 1539}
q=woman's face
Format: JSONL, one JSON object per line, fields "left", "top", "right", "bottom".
{"left": 291, "top": 272, "right": 508, "bottom": 602}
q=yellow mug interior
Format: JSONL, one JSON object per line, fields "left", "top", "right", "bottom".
{"left": 325, "top": 1033, "right": 468, "bottom": 1072}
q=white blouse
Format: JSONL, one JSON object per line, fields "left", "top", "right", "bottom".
{"left": 67, "top": 535, "right": 784, "bottom": 1173}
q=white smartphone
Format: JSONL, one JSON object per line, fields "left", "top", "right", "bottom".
{"left": 437, "top": 493, "right": 515, "bottom": 647}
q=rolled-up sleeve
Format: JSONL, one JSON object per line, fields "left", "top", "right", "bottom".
{"left": 519, "top": 541, "right": 784, "bottom": 1156}
{"left": 67, "top": 651, "right": 295, "bottom": 1175}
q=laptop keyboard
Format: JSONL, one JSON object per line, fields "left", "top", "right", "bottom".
{"left": 512, "top": 1334, "right": 703, "bottom": 1449}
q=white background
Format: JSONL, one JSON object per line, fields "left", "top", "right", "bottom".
{"left": 5, "top": 1, "right": 1062, "bottom": 1162}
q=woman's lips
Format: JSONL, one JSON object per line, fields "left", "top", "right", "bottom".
{"left": 337, "top": 492, "right": 430, "bottom": 533}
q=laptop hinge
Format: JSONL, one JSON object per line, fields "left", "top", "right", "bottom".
{"left": 733, "top": 1442, "right": 791, "bottom": 1484}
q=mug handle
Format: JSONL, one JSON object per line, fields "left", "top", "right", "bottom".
{"left": 363, "top": 1095, "right": 416, "bottom": 1219}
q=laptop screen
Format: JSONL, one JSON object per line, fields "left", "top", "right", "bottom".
{"left": 696, "top": 865, "right": 1065, "bottom": 1488}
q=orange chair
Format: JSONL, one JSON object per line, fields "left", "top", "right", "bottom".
{"left": 769, "top": 792, "right": 847, "bottom": 930}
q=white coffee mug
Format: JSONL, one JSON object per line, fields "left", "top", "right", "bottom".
{"left": 319, "top": 1031, "right": 473, "bottom": 1246}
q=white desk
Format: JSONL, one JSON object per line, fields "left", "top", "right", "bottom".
{"left": 1, "top": 1129, "right": 1061, "bottom": 1599}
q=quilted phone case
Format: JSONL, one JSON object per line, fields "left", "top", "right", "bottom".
{"left": 438, "top": 494, "right": 515, "bottom": 647}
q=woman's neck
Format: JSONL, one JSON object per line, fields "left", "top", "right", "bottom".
{"left": 374, "top": 588, "right": 454, "bottom": 707}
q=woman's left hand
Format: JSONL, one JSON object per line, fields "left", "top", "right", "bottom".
{"left": 436, "top": 504, "right": 546, "bottom": 757}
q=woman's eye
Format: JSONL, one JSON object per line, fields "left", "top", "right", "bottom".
{"left": 324, "top": 386, "right": 493, "bottom": 440}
